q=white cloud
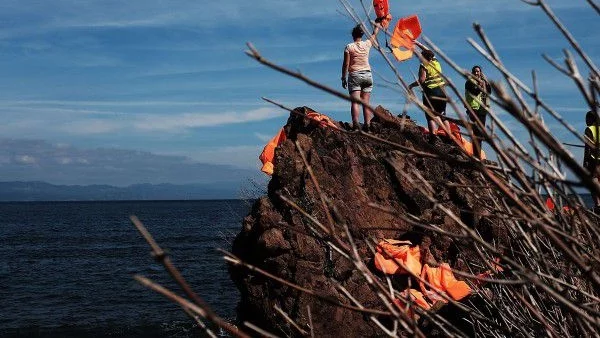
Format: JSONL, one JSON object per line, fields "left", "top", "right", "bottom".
{"left": 15, "top": 155, "right": 37, "bottom": 165}
{"left": 0, "top": 99, "right": 264, "bottom": 108}
{"left": 292, "top": 52, "right": 340, "bottom": 65}
{"left": 0, "top": 138, "right": 259, "bottom": 185}
{"left": 254, "top": 132, "right": 273, "bottom": 142}
{"left": 0, "top": 104, "right": 291, "bottom": 137}
{"left": 1, "top": 105, "right": 121, "bottom": 116}
{"left": 0, "top": 0, "right": 590, "bottom": 42}
{"left": 61, "top": 119, "right": 123, "bottom": 134}
{"left": 164, "top": 145, "right": 264, "bottom": 169}
{"left": 133, "top": 107, "right": 286, "bottom": 132}
{"left": 0, "top": 0, "right": 338, "bottom": 39}
{"left": 54, "top": 142, "right": 71, "bottom": 149}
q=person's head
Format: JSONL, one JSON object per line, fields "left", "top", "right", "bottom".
{"left": 421, "top": 50, "right": 435, "bottom": 61}
{"left": 472, "top": 65, "right": 482, "bottom": 76}
{"left": 586, "top": 111, "right": 598, "bottom": 126}
{"left": 351, "top": 25, "right": 364, "bottom": 40}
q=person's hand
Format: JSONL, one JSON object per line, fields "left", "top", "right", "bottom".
{"left": 342, "top": 77, "right": 347, "bottom": 89}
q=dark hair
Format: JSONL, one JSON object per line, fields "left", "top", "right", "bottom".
{"left": 351, "top": 25, "right": 364, "bottom": 39}
{"left": 421, "top": 50, "right": 435, "bottom": 61}
{"left": 586, "top": 111, "right": 597, "bottom": 126}
{"left": 472, "top": 65, "right": 482, "bottom": 73}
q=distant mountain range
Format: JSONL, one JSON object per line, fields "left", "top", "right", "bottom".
{"left": 0, "top": 181, "right": 261, "bottom": 201}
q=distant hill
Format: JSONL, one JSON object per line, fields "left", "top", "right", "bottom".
{"left": 0, "top": 181, "right": 256, "bottom": 201}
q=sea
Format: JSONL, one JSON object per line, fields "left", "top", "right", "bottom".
{"left": 1, "top": 196, "right": 594, "bottom": 337}
{"left": 0, "top": 200, "right": 253, "bottom": 337}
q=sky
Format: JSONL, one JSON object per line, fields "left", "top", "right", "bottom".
{"left": 0, "top": 0, "right": 597, "bottom": 186}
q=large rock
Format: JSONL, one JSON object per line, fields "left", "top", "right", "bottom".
{"left": 230, "top": 106, "right": 508, "bottom": 336}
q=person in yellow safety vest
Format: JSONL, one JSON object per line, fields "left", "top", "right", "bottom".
{"left": 583, "top": 111, "right": 600, "bottom": 212}
{"left": 408, "top": 50, "right": 450, "bottom": 143}
{"left": 465, "top": 65, "right": 492, "bottom": 159}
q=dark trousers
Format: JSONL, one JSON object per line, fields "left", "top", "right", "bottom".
{"left": 422, "top": 86, "right": 447, "bottom": 120}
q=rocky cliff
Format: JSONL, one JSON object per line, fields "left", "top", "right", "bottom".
{"left": 229, "top": 106, "right": 514, "bottom": 336}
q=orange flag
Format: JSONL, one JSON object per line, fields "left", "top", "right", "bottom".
{"left": 390, "top": 15, "right": 422, "bottom": 62}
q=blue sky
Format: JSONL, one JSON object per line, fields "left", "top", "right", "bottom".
{"left": 0, "top": 0, "right": 597, "bottom": 185}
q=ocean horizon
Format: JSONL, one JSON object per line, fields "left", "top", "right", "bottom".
{"left": 1, "top": 194, "right": 594, "bottom": 337}
{"left": 1, "top": 200, "right": 252, "bottom": 337}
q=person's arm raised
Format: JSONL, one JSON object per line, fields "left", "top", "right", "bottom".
{"left": 367, "top": 24, "right": 380, "bottom": 47}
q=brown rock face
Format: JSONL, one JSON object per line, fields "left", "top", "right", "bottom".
{"left": 230, "top": 106, "right": 508, "bottom": 336}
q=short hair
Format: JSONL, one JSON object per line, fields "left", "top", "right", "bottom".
{"left": 421, "top": 50, "right": 435, "bottom": 61}
{"left": 351, "top": 25, "right": 364, "bottom": 39}
{"left": 472, "top": 65, "right": 482, "bottom": 73}
{"left": 586, "top": 111, "right": 598, "bottom": 126}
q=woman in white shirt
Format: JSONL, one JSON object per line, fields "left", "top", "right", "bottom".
{"left": 341, "top": 24, "right": 379, "bottom": 131}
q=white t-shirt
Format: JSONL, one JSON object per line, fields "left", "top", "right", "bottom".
{"left": 345, "top": 40, "right": 372, "bottom": 72}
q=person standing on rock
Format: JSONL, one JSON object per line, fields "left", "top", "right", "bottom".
{"left": 408, "top": 50, "right": 450, "bottom": 142}
{"left": 465, "top": 65, "right": 492, "bottom": 159}
{"left": 341, "top": 23, "right": 380, "bottom": 132}
{"left": 583, "top": 111, "right": 600, "bottom": 212}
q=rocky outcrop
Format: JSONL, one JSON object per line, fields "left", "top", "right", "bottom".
{"left": 230, "top": 106, "right": 509, "bottom": 336}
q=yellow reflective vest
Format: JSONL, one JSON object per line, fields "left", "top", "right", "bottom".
{"left": 422, "top": 59, "right": 445, "bottom": 89}
{"left": 587, "top": 125, "right": 599, "bottom": 159}
{"left": 466, "top": 78, "right": 484, "bottom": 110}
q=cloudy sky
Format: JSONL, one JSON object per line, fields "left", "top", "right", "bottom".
{"left": 0, "top": 0, "right": 597, "bottom": 185}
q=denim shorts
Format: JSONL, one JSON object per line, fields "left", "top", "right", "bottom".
{"left": 348, "top": 70, "right": 373, "bottom": 93}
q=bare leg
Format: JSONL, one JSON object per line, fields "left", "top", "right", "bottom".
{"left": 427, "top": 117, "right": 438, "bottom": 135}
{"left": 361, "top": 91, "right": 372, "bottom": 127}
{"left": 350, "top": 90, "right": 361, "bottom": 129}
{"left": 441, "top": 118, "right": 453, "bottom": 140}
{"left": 442, "top": 118, "right": 451, "bottom": 131}
{"left": 473, "top": 137, "right": 482, "bottom": 159}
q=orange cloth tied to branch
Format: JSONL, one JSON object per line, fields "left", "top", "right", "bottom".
{"left": 374, "top": 239, "right": 422, "bottom": 276}
{"left": 259, "top": 111, "right": 337, "bottom": 175}
{"left": 305, "top": 111, "right": 339, "bottom": 129}
{"left": 390, "top": 15, "right": 421, "bottom": 62}
{"left": 259, "top": 128, "right": 287, "bottom": 175}
{"left": 373, "top": 0, "right": 389, "bottom": 19}
{"left": 419, "top": 263, "right": 472, "bottom": 303}
{"left": 373, "top": 0, "right": 392, "bottom": 28}
{"left": 475, "top": 258, "right": 505, "bottom": 283}
{"left": 432, "top": 123, "right": 487, "bottom": 160}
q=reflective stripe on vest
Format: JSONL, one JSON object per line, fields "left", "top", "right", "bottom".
{"left": 466, "top": 78, "right": 483, "bottom": 110}
{"left": 587, "top": 125, "right": 599, "bottom": 159}
{"left": 422, "top": 59, "right": 445, "bottom": 89}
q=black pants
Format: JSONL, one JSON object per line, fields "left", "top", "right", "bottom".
{"left": 468, "top": 107, "right": 487, "bottom": 138}
{"left": 422, "top": 86, "right": 446, "bottom": 120}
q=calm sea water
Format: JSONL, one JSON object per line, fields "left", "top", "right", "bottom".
{"left": 0, "top": 200, "right": 252, "bottom": 337}
{"left": 1, "top": 196, "right": 593, "bottom": 337}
